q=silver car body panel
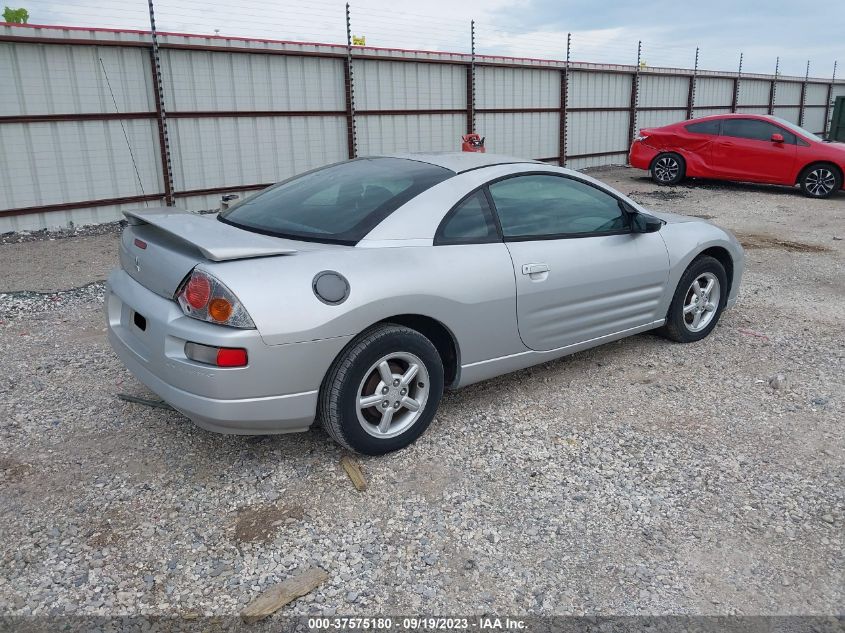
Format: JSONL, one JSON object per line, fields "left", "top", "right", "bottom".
{"left": 107, "top": 268, "right": 352, "bottom": 434}
{"left": 124, "top": 208, "right": 298, "bottom": 261}
{"left": 387, "top": 151, "right": 540, "bottom": 173}
{"left": 106, "top": 153, "right": 745, "bottom": 434}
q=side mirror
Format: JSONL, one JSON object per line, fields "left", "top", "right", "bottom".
{"left": 631, "top": 213, "right": 663, "bottom": 233}
{"left": 771, "top": 133, "right": 784, "bottom": 143}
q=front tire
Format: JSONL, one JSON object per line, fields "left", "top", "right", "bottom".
{"left": 799, "top": 163, "right": 841, "bottom": 198}
{"left": 659, "top": 256, "right": 727, "bottom": 343}
{"left": 651, "top": 152, "right": 685, "bottom": 186}
{"left": 318, "top": 324, "right": 444, "bottom": 455}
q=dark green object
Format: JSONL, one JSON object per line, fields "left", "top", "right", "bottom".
{"left": 829, "top": 96, "right": 845, "bottom": 142}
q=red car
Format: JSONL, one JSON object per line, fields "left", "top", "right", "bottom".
{"left": 629, "top": 114, "right": 845, "bottom": 198}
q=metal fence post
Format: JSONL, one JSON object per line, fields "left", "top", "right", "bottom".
{"left": 467, "top": 20, "right": 475, "bottom": 134}
{"left": 768, "top": 57, "right": 779, "bottom": 115}
{"left": 686, "top": 46, "right": 698, "bottom": 120}
{"left": 559, "top": 32, "right": 570, "bottom": 167}
{"left": 344, "top": 3, "right": 357, "bottom": 159}
{"left": 628, "top": 40, "right": 641, "bottom": 150}
{"left": 824, "top": 61, "right": 837, "bottom": 138}
{"left": 731, "top": 52, "right": 743, "bottom": 113}
{"left": 799, "top": 60, "right": 810, "bottom": 127}
{"left": 147, "top": 0, "right": 174, "bottom": 206}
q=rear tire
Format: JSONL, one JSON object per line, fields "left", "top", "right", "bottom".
{"left": 651, "top": 152, "right": 686, "bottom": 186}
{"left": 318, "top": 324, "right": 444, "bottom": 455}
{"left": 799, "top": 163, "right": 841, "bottom": 198}
{"left": 659, "top": 256, "right": 727, "bottom": 343}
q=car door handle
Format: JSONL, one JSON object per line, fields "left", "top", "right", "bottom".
{"left": 522, "top": 263, "right": 550, "bottom": 275}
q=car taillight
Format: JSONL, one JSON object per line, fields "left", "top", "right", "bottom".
{"left": 185, "top": 274, "right": 211, "bottom": 309}
{"left": 176, "top": 269, "right": 255, "bottom": 329}
{"left": 216, "top": 347, "right": 248, "bottom": 367}
{"left": 185, "top": 342, "right": 248, "bottom": 367}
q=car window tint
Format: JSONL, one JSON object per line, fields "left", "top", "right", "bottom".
{"left": 219, "top": 158, "right": 453, "bottom": 244}
{"left": 488, "top": 175, "right": 629, "bottom": 239}
{"left": 721, "top": 118, "right": 797, "bottom": 144}
{"left": 686, "top": 119, "right": 720, "bottom": 135}
{"left": 435, "top": 190, "right": 499, "bottom": 245}
{"left": 771, "top": 116, "right": 822, "bottom": 141}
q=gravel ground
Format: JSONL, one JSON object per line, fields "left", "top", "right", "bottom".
{"left": 0, "top": 167, "right": 843, "bottom": 621}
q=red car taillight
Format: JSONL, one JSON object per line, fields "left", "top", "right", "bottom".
{"left": 184, "top": 342, "right": 248, "bottom": 367}
{"left": 176, "top": 269, "right": 255, "bottom": 329}
{"left": 185, "top": 274, "right": 211, "bottom": 309}
{"left": 216, "top": 347, "right": 248, "bottom": 367}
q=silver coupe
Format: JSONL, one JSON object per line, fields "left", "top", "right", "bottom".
{"left": 106, "top": 153, "right": 744, "bottom": 454}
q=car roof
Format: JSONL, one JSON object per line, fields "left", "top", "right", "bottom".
{"left": 682, "top": 113, "right": 779, "bottom": 123}
{"left": 383, "top": 152, "right": 541, "bottom": 174}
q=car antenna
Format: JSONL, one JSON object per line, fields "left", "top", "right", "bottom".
{"left": 99, "top": 57, "right": 148, "bottom": 207}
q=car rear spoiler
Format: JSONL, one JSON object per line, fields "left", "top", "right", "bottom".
{"left": 123, "top": 207, "right": 298, "bottom": 262}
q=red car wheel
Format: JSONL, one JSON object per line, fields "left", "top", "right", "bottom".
{"left": 651, "top": 153, "right": 685, "bottom": 186}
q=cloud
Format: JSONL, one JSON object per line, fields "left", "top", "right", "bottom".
{"left": 22, "top": 0, "right": 843, "bottom": 76}
{"left": 488, "top": 0, "right": 843, "bottom": 75}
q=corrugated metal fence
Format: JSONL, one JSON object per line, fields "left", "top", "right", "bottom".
{"left": 2, "top": 23, "right": 844, "bottom": 232}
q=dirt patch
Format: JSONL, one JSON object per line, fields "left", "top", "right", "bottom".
{"left": 736, "top": 232, "right": 832, "bottom": 253}
{"left": 0, "top": 457, "right": 34, "bottom": 484}
{"left": 628, "top": 189, "right": 689, "bottom": 202}
{"left": 234, "top": 503, "right": 304, "bottom": 543}
{"left": 86, "top": 510, "right": 133, "bottom": 548}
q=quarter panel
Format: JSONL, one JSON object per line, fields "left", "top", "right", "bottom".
{"left": 107, "top": 269, "right": 352, "bottom": 399}
{"left": 208, "top": 242, "right": 525, "bottom": 365}
{"left": 674, "top": 134, "right": 718, "bottom": 178}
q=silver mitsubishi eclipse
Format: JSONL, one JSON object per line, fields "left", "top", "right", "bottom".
{"left": 106, "top": 153, "right": 744, "bottom": 454}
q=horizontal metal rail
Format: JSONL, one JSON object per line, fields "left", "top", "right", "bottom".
{"left": 0, "top": 194, "right": 165, "bottom": 218}
{"left": 174, "top": 183, "right": 272, "bottom": 198}
{"left": 1, "top": 102, "right": 820, "bottom": 127}
{"left": 0, "top": 112, "right": 156, "bottom": 124}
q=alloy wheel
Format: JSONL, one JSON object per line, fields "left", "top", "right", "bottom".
{"left": 654, "top": 156, "right": 679, "bottom": 183}
{"left": 805, "top": 168, "right": 836, "bottom": 197}
{"left": 356, "top": 352, "right": 430, "bottom": 439}
{"left": 683, "top": 272, "right": 721, "bottom": 332}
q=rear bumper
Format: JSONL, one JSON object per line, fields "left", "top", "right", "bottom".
{"left": 629, "top": 141, "right": 659, "bottom": 171}
{"left": 106, "top": 269, "right": 351, "bottom": 434}
{"left": 110, "top": 330, "right": 318, "bottom": 433}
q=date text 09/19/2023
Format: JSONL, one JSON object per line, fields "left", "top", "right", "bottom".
{"left": 307, "top": 617, "right": 528, "bottom": 631}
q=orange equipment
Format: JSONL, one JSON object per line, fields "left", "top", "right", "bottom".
{"left": 461, "top": 133, "right": 485, "bottom": 153}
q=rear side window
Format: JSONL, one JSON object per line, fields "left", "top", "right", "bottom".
{"left": 219, "top": 158, "right": 453, "bottom": 244}
{"left": 435, "top": 190, "right": 499, "bottom": 245}
{"left": 686, "top": 120, "right": 721, "bottom": 135}
{"left": 721, "top": 118, "right": 797, "bottom": 144}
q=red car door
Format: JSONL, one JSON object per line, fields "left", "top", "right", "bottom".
{"left": 710, "top": 118, "right": 797, "bottom": 184}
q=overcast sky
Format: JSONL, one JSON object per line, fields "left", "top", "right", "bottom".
{"left": 20, "top": 0, "right": 843, "bottom": 77}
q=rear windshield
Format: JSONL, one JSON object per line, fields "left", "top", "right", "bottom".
{"left": 218, "top": 158, "right": 453, "bottom": 244}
